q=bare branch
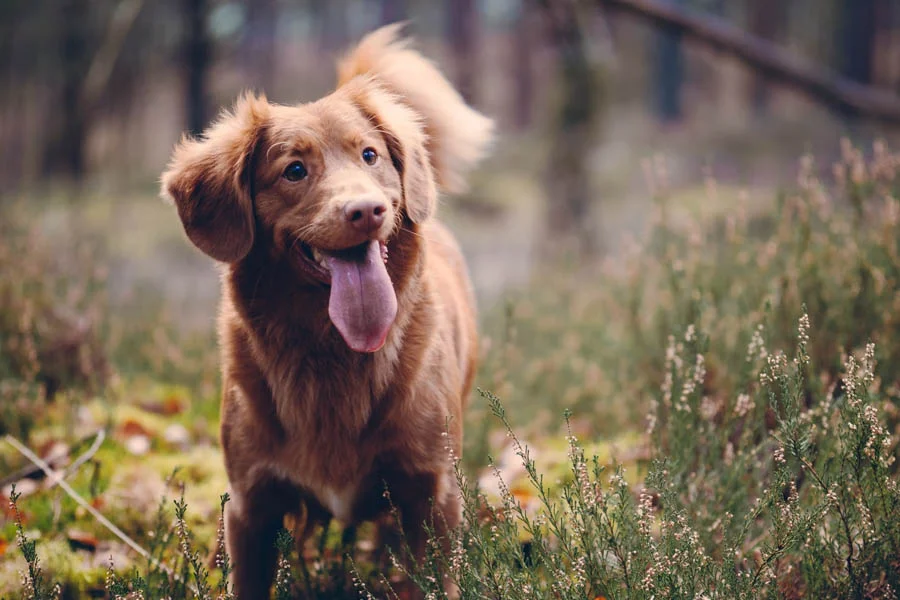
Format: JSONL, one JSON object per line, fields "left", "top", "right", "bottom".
{"left": 598, "top": 0, "right": 900, "bottom": 124}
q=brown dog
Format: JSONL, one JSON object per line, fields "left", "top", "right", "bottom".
{"left": 161, "top": 25, "right": 492, "bottom": 598}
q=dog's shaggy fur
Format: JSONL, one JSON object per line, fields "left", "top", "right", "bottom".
{"left": 161, "top": 24, "right": 492, "bottom": 598}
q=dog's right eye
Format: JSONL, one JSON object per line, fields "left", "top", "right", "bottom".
{"left": 283, "top": 161, "right": 308, "bottom": 182}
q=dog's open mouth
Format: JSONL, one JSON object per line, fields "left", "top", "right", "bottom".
{"left": 296, "top": 240, "right": 397, "bottom": 353}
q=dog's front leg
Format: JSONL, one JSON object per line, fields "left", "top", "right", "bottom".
{"left": 387, "top": 470, "right": 463, "bottom": 599}
{"left": 226, "top": 488, "right": 289, "bottom": 599}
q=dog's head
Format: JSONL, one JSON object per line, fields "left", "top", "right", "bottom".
{"left": 162, "top": 24, "right": 493, "bottom": 353}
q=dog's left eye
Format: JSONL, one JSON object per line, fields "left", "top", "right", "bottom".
{"left": 283, "top": 161, "right": 308, "bottom": 182}
{"left": 362, "top": 147, "right": 378, "bottom": 165}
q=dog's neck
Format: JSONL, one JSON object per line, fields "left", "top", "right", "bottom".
{"left": 222, "top": 224, "right": 431, "bottom": 438}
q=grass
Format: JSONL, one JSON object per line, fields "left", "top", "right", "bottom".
{"left": 1, "top": 138, "right": 899, "bottom": 598}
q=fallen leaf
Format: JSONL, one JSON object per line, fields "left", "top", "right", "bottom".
{"left": 162, "top": 393, "right": 186, "bottom": 415}
{"left": 67, "top": 529, "right": 99, "bottom": 552}
{"left": 0, "top": 538, "right": 7, "bottom": 557}
{"left": 4, "top": 478, "right": 39, "bottom": 499}
{"left": 119, "top": 418, "right": 152, "bottom": 438}
{"left": 138, "top": 392, "right": 186, "bottom": 416}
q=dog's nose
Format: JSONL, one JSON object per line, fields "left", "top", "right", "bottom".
{"left": 344, "top": 199, "right": 387, "bottom": 234}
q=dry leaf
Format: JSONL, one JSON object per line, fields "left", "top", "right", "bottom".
{"left": 67, "top": 529, "right": 99, "bottom": 552}
{"left": 162, "top": 393, "right": 186, "bottom": 415}
{"left": 119, "top": 418, "right": 152, "bottom": 438}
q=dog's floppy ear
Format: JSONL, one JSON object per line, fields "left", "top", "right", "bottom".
{"left": 161, "top": 93, "right": 269, "bottom": 263}
{"left": 338, "top": 23, "right": 494, "bottom": 194}
{"left": 352, "top": 84, "right": 437, "bottom": 223}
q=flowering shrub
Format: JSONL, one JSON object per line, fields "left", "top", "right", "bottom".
{"left": 5, "top": 140, "right": 899, "bottom": 598}
{"left": 0, "top": 214, "right": 108, "bottom": 442}
{"left": 382, "top": 140, "right": 900, "bottom": 598}
{"left": 386, "top": 316, "right": 898, "bottom": 599}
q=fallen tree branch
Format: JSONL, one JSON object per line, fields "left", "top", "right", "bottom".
{"left": 597, "top": 0, "right": 900, "bottom": 124}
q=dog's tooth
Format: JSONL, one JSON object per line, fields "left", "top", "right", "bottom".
{"left": 311, "top": 247, "right": 326, "bottom": 266}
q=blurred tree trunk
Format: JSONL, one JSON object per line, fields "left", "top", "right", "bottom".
{"left": 708, "top": 0, "right": 726, "bottom": 15}
{"left": 243, "top": 0, "right": 277, "bottom": 94}
{"left": 55, "top": 0, "right": 90, "bottom": 181}
{"left": 0, "top": 2, "right": 20, "bottom": 188}
{"left": 748, "top": 0, "right": 784, "bottom": 115}
{"left": 447, "top": 0, "right": 479, "bottom": 104}
{"left": 837, "top": 0, "right": 876, "bottom": 121}
{"left": 871, "top": 0, "right": 895, "bottom": 87}
{"left": 513, "top": 0, "right": 538, "bottom": 129}
{"left": 381, "top": 0, "right": 408, "bottom": 24}
{"left": 838, "top": 0, "right": 876, "bottom": 86}
{"left": 318, "top": 0, "right": 348, "bottom": 53}
{"left": 538, "top": 0, "right": 605, "bottom": 257}
{"left": 183, "top": 0, "right": 211, "bottom": 136}
{"left": 652, "top": 0, "right": 684, "bottom": 123}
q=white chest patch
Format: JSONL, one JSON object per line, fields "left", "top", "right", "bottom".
{"left": 320, "top": 485, "right": 356, "bottom": 523}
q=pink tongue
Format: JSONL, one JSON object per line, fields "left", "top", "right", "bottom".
{"left": 325, "top": 240, "right": 397, "bottom": 353}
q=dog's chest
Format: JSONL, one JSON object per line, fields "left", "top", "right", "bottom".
{"left": 318, "top": 484, "right": 359, "bottom": 522}
{"left": 270, "top": 371, "right": 381, "bottom": 521}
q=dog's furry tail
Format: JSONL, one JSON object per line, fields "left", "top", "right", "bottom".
{"left": 337, "top": 23, "right": 494, "bottom": 193}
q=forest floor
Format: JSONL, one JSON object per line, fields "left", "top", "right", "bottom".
{"left": 2, "top": 105, "right": 898, "bottom": 598}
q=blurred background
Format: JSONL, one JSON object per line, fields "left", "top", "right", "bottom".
{"left": 2, "top": 1, "right": 900, "bottom": 594}
{"left": 2, "top": 0, "right": 899, "bottom": 318}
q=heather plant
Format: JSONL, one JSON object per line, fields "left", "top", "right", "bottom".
{"left": 0, "top": 206, "right": 219, "bottom": 441}
{"left": 3, "top": 140, "right": 899, "bottom": 598}
{"left": 378, "top": 310, "right": 898, "bottom": 599}
{"left": 102, "top": 491, "right": 236, "bottom": 600}
{"left": 475, "top": 139, "right": 900, "bottom": 445}
{"left": 370, "top": 140, "right": 900, "bottom": 599}
{"left": 0, "top": 214, "right": 108, "bottom": 442}
{"left": 8, "top": 486, "right": 61, "bottom": 600}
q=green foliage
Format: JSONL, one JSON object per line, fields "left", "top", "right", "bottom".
{"left": 380, "top": 318, "right": 898, "bottom": 599}
{"left": 0, "top": 214, "right": 107, "bottom": 440}
{"left": 475, "top": 139, "right": 900, "bottom": 444}
{"left": 273, "top": 530, "right": 296, "bottom": 600}
{"left": 102, "top": 483, "right": 237, "bottom": 600}
{"left": 3, "top": 140, "right": 899, "bottom": 598}
{"left": 371, "top": 140, "right": 900, "bottom": 598}
{"left": 8, "top": 486, "right": 60, "bottom": 600}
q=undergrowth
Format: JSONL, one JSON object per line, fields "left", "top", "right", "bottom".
{"left": 2, "top": 139, "right": 899, "bottom": 598}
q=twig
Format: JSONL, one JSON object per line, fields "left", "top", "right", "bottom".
{"left": 798, "top": 454, "right": 858, "bottom": 595}
{"left": 1, "top": 429, "right": 105, "bottom": 491}
{"left": 3, "top": 433, "right": 196, "bottom": 594}
{"left": 63, "top": 428, "right": 106, "bottom": 478}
